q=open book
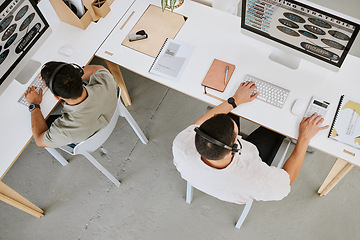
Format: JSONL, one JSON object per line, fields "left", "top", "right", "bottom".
{"left": 329, "top": 95, "right": 360, "bottom": 149}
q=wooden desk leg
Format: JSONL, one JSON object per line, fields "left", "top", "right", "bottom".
{"left": 0, "top": 181, "right": 44, "bottom": 218}
{"left": 104, "top": 59, "right": 132, "bottom": 106}
{"left": 318, "top": 158, "right": 354, "bottom": 196}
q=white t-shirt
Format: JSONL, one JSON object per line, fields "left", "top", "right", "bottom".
{"left": 172, "top": 125, "right": 291, "bottom": 204}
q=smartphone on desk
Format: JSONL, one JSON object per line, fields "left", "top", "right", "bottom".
{"left": 304, "top": 96, "right": 330, "bottom": 118}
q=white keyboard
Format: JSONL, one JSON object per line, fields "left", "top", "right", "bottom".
{"left": 244, "top": 74, "right": 290, "bottom": 108}
{"left": 18, "top": 75, "right": 49, "bottom": 107}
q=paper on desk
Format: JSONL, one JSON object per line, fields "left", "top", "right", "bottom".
{"left": 153, "top": 55, "right": 186, "bottom": 77}
{"left": 329, "top": 95, "right": 360, "bottom": 150}
{"left": 149, "top": 38, "right": 195, "bottom": 81}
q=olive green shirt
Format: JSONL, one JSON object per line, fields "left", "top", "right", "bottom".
{"left": 44, "top": 69, "right": 117, "bottom": 148}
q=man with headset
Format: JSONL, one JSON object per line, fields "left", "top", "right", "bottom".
{"left": 25, "top": 61, "right": 117, "bottom": 148}
{"left": 173, "top": 81, "right": 329, "bottom": 203}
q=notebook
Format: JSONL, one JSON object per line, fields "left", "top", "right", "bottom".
{"left": 328, "top": 95, "right": 360, "bottom": 149}
{"left": 149, "top": 38, "right": 195, "bottom": 81}
{"left": 201, "top": 59, "right": 235, "bottom": 92}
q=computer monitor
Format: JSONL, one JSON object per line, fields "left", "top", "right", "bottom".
{"left": 241, "top": 0, "right": 360, "bottom": 71}
{"left": 0, "top": 0, "right": 51, "bottom": 95}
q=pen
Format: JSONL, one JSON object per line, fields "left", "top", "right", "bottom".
{"left": 225, "top": 65, "right": 229, "bottom": 85}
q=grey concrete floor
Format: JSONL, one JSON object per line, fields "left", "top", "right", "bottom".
{"left": 1, "top": 0, "right": 360, "bottom": 238}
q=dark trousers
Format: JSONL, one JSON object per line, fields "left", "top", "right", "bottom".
{"left": 228, "top": 114, "right": 285, "bottom": 166}
{"left": 245, "top": 127, "right": 285, "bottom": 166}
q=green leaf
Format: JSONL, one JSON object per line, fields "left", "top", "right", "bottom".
{"left": 161, "top": 0, "right": 167, "bottom": 11}
{"left": 170, "top": 0, "right": 176, "bottom": 11}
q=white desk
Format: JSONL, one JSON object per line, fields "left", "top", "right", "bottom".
{"left": 0, "top": 0, "right": 135, "bottom": 217}
{"left": 96, "top": 0, "right": 360, "bottom": 195}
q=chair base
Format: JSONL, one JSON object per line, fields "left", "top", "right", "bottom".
{"left": 46, "top": 147, "right": 120, "bottom": 187}
{"left": 186, "top": 182, "right": 193, "bottom": 204}
{"left": 45, "top": 148, "right": 68, "bottom": 166}
{"left": 235, "top": 200, "right": 253, "bottom": 229}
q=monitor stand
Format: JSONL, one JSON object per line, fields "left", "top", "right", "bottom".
{"left": 15, "top": 59, "right": 41, "bottom": 84}
{"left": 269, "top": 48, "right": 301, "bottom": 70}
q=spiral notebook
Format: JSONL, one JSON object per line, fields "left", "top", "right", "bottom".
{"left": 149, "top": 38, "right": 195, "bottom": 81}
{"left": 328, "top": 95, "right": 360, "bottom": 149}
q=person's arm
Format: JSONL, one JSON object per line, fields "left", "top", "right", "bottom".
{"left": 25, "top": 86, "right": 49, "bottom": 147}
{"left": 194, "top": 81, "right": 258, "bottom": 125}
{"left": 282, "top": 113, "right": 329, "bottom": 185}
{"left": 81, "top": 65, "right": 106, "bottom": 81}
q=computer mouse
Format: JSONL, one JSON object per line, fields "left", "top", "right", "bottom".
{"left": 291, "top": 98, "right": 307, "bottom": 116}
{"left": 58, "top": 45, "right": 74, "bottom": 57}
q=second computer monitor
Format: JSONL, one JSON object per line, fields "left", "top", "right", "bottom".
{"left": 0, "top": 0, "right": 51, "bottom": 96}
{"left": 241, "top": 0, "right": 360, "bottom": 71}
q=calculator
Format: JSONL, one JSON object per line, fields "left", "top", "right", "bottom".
{"left": 304, "top": 96, "right": 330, "bottom": 118}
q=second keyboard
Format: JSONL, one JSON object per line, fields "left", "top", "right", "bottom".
{"left": 243, "top": 74, "right": 290, "bottom": 108}
{"left": 18, "top": 75, "right": 49, "bottom": 107}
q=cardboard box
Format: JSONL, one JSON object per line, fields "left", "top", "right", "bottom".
{"left": 92, "top": 0, "right": 111, "bottom": 18}
{"left": 49, "top": 0, "right": 114, "bottom": 29}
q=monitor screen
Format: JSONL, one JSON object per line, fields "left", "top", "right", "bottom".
{"left": 241, "top": 0, "right": 360, "bottom": 69}
{"left": 0, "top": 0, "right": 50, "bottom": 88}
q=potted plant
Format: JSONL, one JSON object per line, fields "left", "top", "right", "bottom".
{"left": 161, "top": 0, "right": 184, "bottom": 12}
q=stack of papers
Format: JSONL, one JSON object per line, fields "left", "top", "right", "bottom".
{"left": 149, "top": 38, "right": 195, "bottom": 81}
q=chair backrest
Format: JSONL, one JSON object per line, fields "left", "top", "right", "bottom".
{"left": 73, "top": 88, "right": 122, "bottom": 154}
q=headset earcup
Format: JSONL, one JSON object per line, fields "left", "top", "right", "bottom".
{"left": 232, "top": 143, "right": 239, "bottom": 154}
{"left": 49, "top": 63, "right": 67, "bottom": 95}
{"left": 72, "top": 63, "right": 84, "bottom": 77}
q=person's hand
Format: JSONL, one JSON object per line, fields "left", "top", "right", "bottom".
{"left": 233, "top": 81, "right": 258, "bottom": 105}
{"left": 39, "top": 74, "right": 44, "bottom": 82}
{"left": 25, "top": 86, "right": 43, "bottom": 105}
{"left": 298, "top": 113, "right": 329, "bottom": 142}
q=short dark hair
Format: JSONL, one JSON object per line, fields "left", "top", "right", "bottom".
{"left": 195, "top": 114, "right": 237, "bottom": 160}
{"left": 41, "top": 61, "right": 83, "bottom": 99}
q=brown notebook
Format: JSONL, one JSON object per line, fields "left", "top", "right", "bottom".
{"left": 201, "top": 59, "right": 235, "bottom": 92}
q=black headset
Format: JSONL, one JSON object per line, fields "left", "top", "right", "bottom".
{"left": 48, "top": 63, "right": 84, "bottom": 95}
{"left": 194, "top": 127, "right": 242, "bottom": 155}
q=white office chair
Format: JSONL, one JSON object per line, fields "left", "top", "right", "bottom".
{"left": 45, "top": 88, "right": 148, "bottom": 187}
{"left": 185, "top": 137, "right": 291, "bottom": 229}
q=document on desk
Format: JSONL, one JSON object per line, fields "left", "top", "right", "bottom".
{"left": 149, "top": 38, "right": 195, "bottom": 81}
{"left": 329, "top": 95, "right": 360, "bottom": 150}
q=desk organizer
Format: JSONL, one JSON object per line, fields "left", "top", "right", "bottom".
{"left": 92, "top": 0, "right": 111, "bottom": 17}
{"left": 49, "top": 0, "right": 114, "bottom": 29}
